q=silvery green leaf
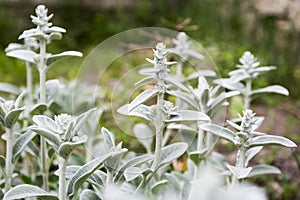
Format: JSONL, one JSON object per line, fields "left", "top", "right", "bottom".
{"left": 32, "top": 115, "right": 60, "bottom": 133}
{"left": 186, "top": 70, "right": 216, "bottom": 80}
{"left": 45, "top": 26, "right": 66, "bottom": 33}
{"left": 247, "top": 164, "right": 281, "bottom": 178}
{"left": 13, "top": 130, "right": 36, "bottom": 162}
{"left": 165, "top": 77, "right": 189, "bottom": 92}
{"left": 30, "top": 103, "right": 47, "bottom": 115}
{"left": 200, "top": 124, "right": 236, "bottom": 144}
{"left": 18, "top": 29, "right": 45, "bottom": 40}
{"left": 249, "top": 135, "right": 297, "bottom": 148}
{"left": 67, "top": 153, "right": 112, "bottom": 198}
{"left": 5, "top": 43, "right": 24, "bottom": 52}
{"left": 245, "top": 146, "right": 263, "bottom": 166}
{"left": 158, "top": 142, "right": 188, "bottom": 168}
{"left": 124, "top": 166, "right": 143, "bottom": 181}
{"left": 46, "top": 79, "right": 60, "bottom": 104}
{"left": 47, "top": 32, "right": 62, "bottom": 42}
{"left": 133, "top": 123, "right": 153, "bottom": 153}
{"left": 58, "top": 136, "right": 88, "bottom": 159}
{"left": 73, "top": 108, "right": 97, "bottom": 133}
{"left": 165, "top": 110, "right": 210, "bottom": 122}
{"left": 105, "top": 147, "right": 128, "bottom": 172}
{"left": 129, "top": 89, "right": 158, "bottom": 111}
{"left": 214, "top": 78, "right": 244, "bottom": 91}
{"left": 0, "top": 83, "right": 20, "bottom": 95}
{"left": 208, "top": 91, "right": 240, "bottom": 109}
{"left": 167, "top": 123, "right": 197, "bottom": 134}
{"left": 151, "top": 180, "right": 168, "bottom": 194}
{"left": 226, "top": 120, "right": 242, "bottom": 131}
{"left": 253, "top": 66, "right": 276, "bottom": 72}
{"left": 189, "top": 149, "right": 208, "bottom": 165}
{"left": 5, "top": 107, "right": 25, "bottom": 128}
{"left": 46, "top": 51, "right": 83, "bottom": 66}
{"left": 60, "top": 165, "right": 80, "bottom": 179}
{"left": 101, "top": 127, "right": 115, "bottom": 150}
{"left": 134, "top": 76, "right": 155, "bottom": 86}
{"left": 166, "top": 90, "right": 198, "bottom": 110}
{"left": 14, "top": 90, "right": 26, "bottom": 108}
{"left": 6, "top": 49, "right": 37, "bottom": 64}
{"left": 139, "top": 67, "right": 159, "bottom": 75}
{"left": 114, "top": 154, "right": 153, "bottom": 182}
{"left": 80, "top": 189, "right": 101, "bottom": 200}
{"left": 230, "top": 73, "right": 251, "bottom": 82}
{"left": 117, "top": 104, "right": 151, "bottom": 121}
{"left": 251, "top": 85, "right": 289, "bottom": 96}
{"left": 252, "top": 116, "right": 265, "bottom": 131}
{"left": 3, "top": 184, "right": 58, "bottom": 200}
{"left": 227, "top": 165, "right": 252, "bottom": 179}
{"left": 29, "top": 126, "right": 60, "bottom": 149}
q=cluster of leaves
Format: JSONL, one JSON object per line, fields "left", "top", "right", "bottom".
{"left": 0, "top": 4, "right": 297, "bottom": 200}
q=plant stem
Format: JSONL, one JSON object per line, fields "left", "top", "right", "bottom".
{"left": 5, "top": 127, "right": 14, "bottom": 192}
{"left": 38, "top": 39, "right": 49, "bottom": 191}
{"left": 58, "top": 156, "right": 67, "bottom": 200}
{"left": 244, "top": 79, "right": 252, "bottom": 110}
{"left": 151, "top": 86, "right": 164, "bottom": 170}
{"left": 232, "top": 147, "right": 246, "bottom": 187}
{"left": 24, "top": 62, "right": 33, "bottom": 128}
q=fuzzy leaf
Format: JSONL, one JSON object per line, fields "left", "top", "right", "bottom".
{"left": 46, "top": 51, "right": 83, "bottom": 66}
{"left": 151, "top": 180, "right": 168, "bottom": 194}
{"left": 58, "top": 136, "right": 88, "bottom": 159}
{"left": 129, "top": 89, "right": 158, "bottom": 111}
{"left": 0, "top": 83, "right": 20, "bottom": 95}
{"left": 214, "top": 78, "right": 244, "bottom": 91}
{"left": 166, "top": 90, "right": 198, "bottom": 109}
{"left": 47, "top": 32, "right": 62, "bottom": 41}
{"left": 30, "top": 103, "right": 47, "bottom": 115}
{"left": 247, "top": 164, "right": 281, "bottom": 178}
{"left": 5, "top": 107, "right": 25, "bottom": 128}
{"left": 133, "top": 123, "right": 153, "bottom": 153}
{"left": 158, "top": 142, "right": 188, "bottom": 168}
{"left": 101, "top": 127, "right": 115, "bottom": 150}
{"left": 29, "top": 126, "right": 60, "bottom": 149}
{"left": 165, "top": 110, "right": 210, "bottom": 122}
{"left": 200, "top": 124, "right": 236, "bottom": 144}
{"left": 249, "top": 135, "right": 297, "bottom": 148}
{"left": 186, "top": 70, "right": 216, "bottom": 80}
{"left": 3, "top": 184, "right": 58, "bottom": 200}
{"left": 46, "top": 26, "right": 66, "bottom": 33}
{"left": 124, "top": 166, "right": 143, "bottom": 181}
{"left": 245, "top": 146, "right": 263, "bottom": 166}
{"left": 167, "top": 123, "right": 197, "bottom": 134}
{"left": 227, "top": 165, "right": 252, "bottom": 179}
{"left": 13, "top": 130, "right": 36, "bottom": 162}
{"left": 114, "top": 154, "right": 153, "bottom": 182}
{"left": 165, "top": 77, "right": 189, "bottom": 92}
{"left": 6, "top": 49, "right": 37, "bottom": 63}
{"left": 32, "top": 115, "right": 60, "bottom": 133}
{"left": 134, "top": 76, "right": 155, "bottom": 86}
{"left": 251, "top": 85, "right": 289, "bottom": 96}
{"left": 67, "top": 153, "right": 112, "bottom": 198}
{"left": 46, "top": 79, "right": 60, "bottom": 104}
{"left": 253, "top": 66, "right": 276, "bottom": 72}
{"left": 117, "top": 104, "right": 151, "bottom": 121}
{"left": 189, "top": 149, "right": 208, "bottom": 165}
{"left": 80, "top": 189, "right": 101, "bottom": 200}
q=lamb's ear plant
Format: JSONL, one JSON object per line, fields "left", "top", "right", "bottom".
{"left": 0, "top": 96, "right": 25, "bottom": 191}
{"left": 118, "top": 42, "right": 210, "bottom": 194}
{"left": 200, "top": 109, "right": 296, "bottom": 186}
{"left": 6, "top": 4, "right": 82, "bottom": 191}
{"left": 215, "top": 51, "right": 289, "bottom": 110}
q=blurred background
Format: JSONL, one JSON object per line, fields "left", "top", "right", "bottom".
{"left": 0, "top": 0, "right": 299, "bottom": 199}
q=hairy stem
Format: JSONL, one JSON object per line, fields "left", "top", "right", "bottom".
{"left": 38, "top": 39, "right": 49, "bottom": 191}
{"left": 5, "top": 127, "right": 14, "bottom": 192}
{"left": 244, "top": 79, "right": 252, "bottom": 110}
{"left": 151, "top": 88, "right": 164, "bottom": 170}
{"left": 232, "top": 147, "right": 246, "bottom": 186}
{"left": 58, "top": 156, "right": 67, "bottom": 200}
